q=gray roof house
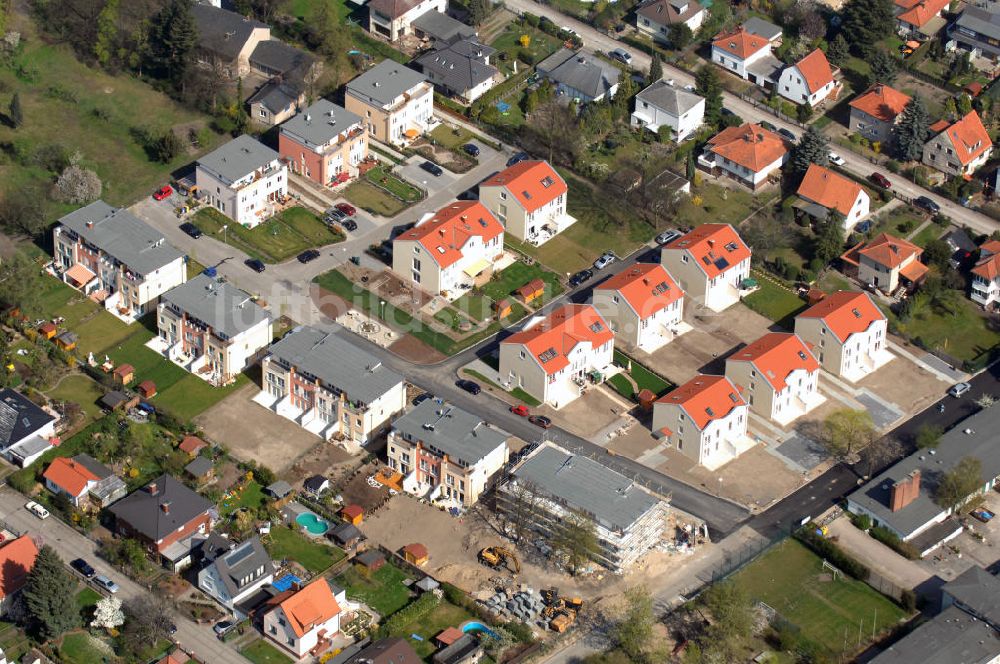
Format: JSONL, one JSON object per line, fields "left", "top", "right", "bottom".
{"left": 0, "top": 389, "right": 57, "bottom": 468}
{"left": 391, "top": 399, "right": 509, "bottom": 468}
{"left": 631, "top": 79, "right": 706, "bottom": 140}
{"left": 870, "top": 605, "right": 1000, "bottom": 664}
{"left": 198, "top": 536, "right": 275, "bottom": 614}
{"left": 414, "top": 38, "right": 499, "bottom": 103}
{"left": 537, "top": 48, "right": 621, "bottom": 103}
{"left": 412, "top": 11, "right": 476, "bottom": 43}
{"left": 279, "top": 100, "right": 363, "bottom": 153}
{"left": 161, "top": 274, "right": 271, "bottom": 340}
{"left": 197, "top": 134, "right": 282, "bottom": 188}
{"left": 948, "top": 6, "right": 1000, "bottom": 61}
{"left": 345, "top": 60, "right": 429, "bottom": 110}
{"left": 191, "top": 4, "right": 270, "bottom": 76}
{"left": 245, "top": 41, "right": 319, "bottom": 126}
{"left": 636, "top": 0, "right": 706, "bottom": 44}
{"left": 743, "top": 16, "right": 783, "bottom": 42}
{"left": 432, "top": 634, "right": 483, "bottom": 664}
{"left": 942, "top": 565, "right": 1000, "bottom": 629}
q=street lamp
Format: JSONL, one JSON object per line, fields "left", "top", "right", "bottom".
{"left": 380, "top": 299, "right": 386, "bottom": 320}
{"left": 222, "top": 224, "right": 228, "bottom": 245}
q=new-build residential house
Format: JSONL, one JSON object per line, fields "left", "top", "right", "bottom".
{"left": 257, "top": 325, "right": 406, "bottom": 444}
{"left": 42, "top": 454, "right": 127, "bottom": 508}
{"left": 263, "top": 578, "right": 344, "bottom": 659}
{"left": 245, "top": 41, "right": 320, "bottom": 126}
{"left": 794, "top": 290, "right": 892, "bottom": 382}
{"left": 0, "top": 389, "right": 58, "bottom": 468}
{"left": 660, "top": 223, "right": 752, "bottom": 312}
{"left": 795, "top": 164, "right": 871, "bottom": 230}
{"left": 536, "top": 48, "right": 620, "bottom": 103}
{"left": 497, "top": 442, "right": 669, "bottom": 571}
{"left": 635, "top": 0, "right": 706, "bottom": 44}
{"left": 155, "top": 274, "right": 273, "bottom": 386}
{"left": 776, "top": 48, "right": 837, "bottom": 106}
{"left": 894, "top": 0, "right": 949, "bottom": 36}
{"left": 53, "top": 201, "right": 186, "bottom": 322}
{"left": 368, "top": 0, "right": 447, "bottom": 41}
{"left": 630, "top": 80, "right": 705, "bottom": 141}
{"left": 196, "top": 135, "right": 288, "bottom": 228}
{"left": 391, "top": 201, "right": 504, "bottom": 299}
{"left": 725, "top": 332, "right": 824, "bottom": 426}
{"left": 344, "top": 60, "right": 433, "bottom": 147}
{"left": 922, "top": 110, "right": 993, "bottom": 177}
{"left": 0, "top": 535, "right": 38, "bottom": 616}
{"left": 109, "top": 474, "right": 214, "bottom": 570}
{"left": 700, "top": 123, "right": 789, "bottom": 189}
{"left": 278, "top": 100, "right": 368, "bottom": 187}
{"left": 847, "top": 404, "right": 1000, "bottom": 556}
{"left": 971, "top": 239, "right": 1000, "bottom": 308}
{"left": 414, "top": 37, "right": 499, "bottom": 104}
{"left": 198, "top": 536, "right": 274, "bottom": 615}
{"left": 387, "top": 398, "right": 510, "bottom": 506}
{"left": 592, "top": 262, "right": 686, "bottom": 352}
{"left": 711, "top": 20, "right": 783, "bottom": 88}
{"left": 652, "top": 374, "right": 753, "bottom": 470}
{"left": 948, "top": 6, "right": 1000, "bottom": 61}
{"left": 190, "top": 4, "right": 269, "bottom": 77}
{"left": 499, "top": 304, "right": 615, "bottom": 409}
{"left": 478, "top": 160, "right": 574, "bottom": 245}
{"left": 848, "top": 83, "right": 911, "bottom": 145}
{"left": 841, "top": 233, "right": 928, "bottom": 294}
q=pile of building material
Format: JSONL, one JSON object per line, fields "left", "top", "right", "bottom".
{"left": 481, "top": 586, "right": 546, "bottom": 625}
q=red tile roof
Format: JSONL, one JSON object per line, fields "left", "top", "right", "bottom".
{"left": 0, "top": 536, "right": 38, "bottom": 599}
{"left": 707, "top": 123, "right": 788, "bottom": 173}
{"left": 42, "top": 456, "right": 99, "bottom": 497}
{"left": 712, "top": 28, "right": 770, "bottom": 59}
{"left": 796, "top": 164, "right": 865, "bottom": 217}
{"left": 896, "top": 0, "right": 949, "bottom": 27}
{"left": 663, "top": 223, "right": 751, "bottom": 279}
{"left": 275, "top": 578, "right": 340, "bottom": 638}
{"left": 594, "top": 263, "right": 682, "bottom": 319}
{"left": 395, "top": 201, "right": 504, "bottom": 269}
{"left": 796, "top": 290, "right": 885, "bottom": 343}
{"left": 730, "top": 332, "right": 819, "bottom": 391}
{"left": 849, "top": 84, "right": 911, "bottom": 123}
{"left": 972, "top": 252, "right": 1000, "bottom": 281}
{"left": 656, "top": 374, "right": 745, "bottom": 430}
{"left": 502, "top": 304, "right": 614, "bottom": 376}
{"left": 935, "top": 111, "right": 992, "bottom": 167}
{"left": 179, "top": 436, "right": 208, "bottom": 455}
{"left": 793, "top": 49, "right": 834, "bottom": 94}
{"left": 403, "top": 542, "right": 428, "bottom": 559}
{"left": 113, "top": 364, "right": 134, "bottom": 378}
{"left": 858, "top": 233, "right": 923, "bottom": 269}
{"left": 156, "top": 650, "right": 191, "bottom": 664}
{"left": 481, "top": 161, "right": 567, "bottom": 214}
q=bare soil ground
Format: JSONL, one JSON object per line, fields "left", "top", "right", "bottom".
{"left": 388, "top": 333, "right": 447, "bottom": 364}
{"left": 337, "top": 462, "right": 392, "bottom": 513}
{"left": 282, "top": 441, "right": 357, "bottom": 489}
{"left": 857, "top": 350, "right": 950, "bottom": 416}
{"left": 540, "top": 388, "right": 626, "bottom": 439}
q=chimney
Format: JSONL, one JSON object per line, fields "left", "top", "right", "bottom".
{"left": 889, "top": 470, "right": 921, "bottom": 512}
{"left": 147, "top": 482, "right": 158, "bottom": 496}
{"left": 161, "top": 501, "right": 171, "bottom": 515}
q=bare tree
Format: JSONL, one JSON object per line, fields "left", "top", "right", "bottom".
{"left": 528, "top": 100, "right": 580, "bottom": 165}
{"left": 864, "top": 435, "right": 903, "bottom": 478}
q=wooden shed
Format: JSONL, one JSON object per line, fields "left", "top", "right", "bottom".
{"left": 402, "top": 542, "right": 429, "bottom": 566}
{"left": 113, "top": 363, "right": 135, "bottom": 386}
{"left": 493, "top": 298, "right": 512, "bottom": 320}
{"left": 355, "top": 549, "right": 386, "bottom": 572}
{"left": 55, "top": 331, "right": 78, "bottom": 351}
{"left": 339, "top": 504, "right": 364, "bottom": 525}
{"left": 37, "top": 322, "right": 57, "bottom": 340}
{"left": 179, "top": 435, "right": 208, "bottom": 456}
{"left": 137, "top": 380, "right": 157, "bottom": 398}
{"left": 516, "top": 278, "right": 545, "bottom": 304}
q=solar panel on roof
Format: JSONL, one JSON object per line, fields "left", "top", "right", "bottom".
{"left": 713, "top": 257, "right": 730, "bottom": 270}
{"left": 225, "top": 542, "right": 257, "bottom": 566}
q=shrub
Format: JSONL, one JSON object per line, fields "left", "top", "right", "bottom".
{"left": 379, "top": 592, "right": 439, "bottom": 637}
{"left": 795, "top": 525, "right": 870, "bottom": 580}
{"left": 886, "top": 159, "right": 901, "bottom": 173}
{"left": 505, "top": 621, "right": 535, "bottom": 643}
{"left": 901, "top": 589, "right": 917, "bottom": 612}
{"left": 850, "top": 512, "right": 872, "bottom": 531}
{"left": 870, "top": 525, "right": 920, "bottom": 559}
{"left": 808, "top": 258, "right": 825, "bottom": 273}
{"left": 53, "top": 165, "right": 102, "bottom": 204}
{"left": 517, "top": 49, "right": 536, "bottom": 65}
{"left": 785, "top": 264, "right": 801, "bottom": 282}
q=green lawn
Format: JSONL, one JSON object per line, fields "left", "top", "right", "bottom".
{"left": 336, "top": 563, "right": 414, "bottom": 617}
{"left": 266, "top": 526, "right": 345, "bottom": 574}
{"left": 675, "top": 183, "right": 760, "bottom": 229}
{"left": 58, "top": 632, "right": 109, "bottom": 664}
{"left": 75, "top": 587, "right": 102, "bottom": 610}
{"left": 0, "top": 622, "right": 29, "bottom": 662}
{"left": 220, "top": 480, "right": 266, "bottom": 517}
{"left": 385, "top": 601, "right": 478, "bottom": 660}
{"left": 910, "top": 223, "right": 942, "bottom": 248}
{"left": 453, "top": 261, "right": 564, "bottom": 321}
{"left": 240, "top": 639, "right": 295, "bottom": 664}
{"left": 343, "top": 180, "right": 411, "bottom": 217}
{"left": 510, "top": 387, "right": 541, "bottom": 407}
{"left": 192, "top": 206, "right": 343, "bottom": 263}
{"left": 490, "top": 25, "right": 563, "bottom": 74}
{"left": 46, "top": 374, "right": 105, "bottom": 425}
{"left": 732, "top": 539, "right": 909, "bottom": 659}
{"left": 608, "top": 350, "right": 673, "bottom": 400}
{"left": 366, "top": 165, "right": 423, "bottom": 202}
{"left": 73, "top": 310, "right": 136, "bottom": 357}
{"left": 36, "top": 278, "right": 99, "bottom": 329}
{"left": 742, "top": 280, "right": 807, "bottom": 328}
{"left": 429, "top": 124, "right": 474, "bottom": 150}
{"left": 894, "top": 291, "right": 1000, "bottom": 362}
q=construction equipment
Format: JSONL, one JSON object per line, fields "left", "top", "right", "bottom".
{"left": 479, "top": 546, "right": 521, "bottom": 574}
{"left": 549, "top": 609, "right": 576, "bottom": 632}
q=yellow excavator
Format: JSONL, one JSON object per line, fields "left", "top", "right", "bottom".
{"left": 479, "top": 546, "right": 521, "bottom": 574}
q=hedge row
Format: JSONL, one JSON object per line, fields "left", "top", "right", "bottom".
{"left": 379, "top": 591, "right": 439, "bottom": 637}
{"left": 870, "top": 526, "right": 921, "bottom": 560}
{"left": 794, "top": 525, "right": 870, "bottom": 581}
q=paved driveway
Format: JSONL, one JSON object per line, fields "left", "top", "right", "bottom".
{"left": 396, "top": 156, "right": 463, "bottom": 195}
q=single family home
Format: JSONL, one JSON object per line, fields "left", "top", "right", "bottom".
{"left": 635, "top": 0, "right": 706, "bottom": 44}
{"left": 263, "top": 578, "right": 344, "bottom": 659}
{"left": 794, "top": 290, "right": 893, "bottom": 382}
{"left": 841, "top": 232, "right": 928, "bottom": 294}
{"left": 630, "top": 80, "right": 705, "bottom": 141}
{"left": 660, "top": 223, "right": 752, "bottom": 312}
{"left": 895, "top": 0, "right": 950, "bottom": 37}
{"left": 198, "top": 536, "right": 274, "bottom": 615}
{"left": 414, "top": 37, "right": 500, "bottom": 104}
{"left": 711, "top": 21, "right": 783, "bottom": 88}
{"left": 478, "top": 160, "right": 574, "bottom": 245}
{"left": 278, "top": 100, "right": 368, "bottom": 187}
{"left": 190, "top": 4, "right": 270, "bottom": 77}
{"left": 0, "top": 389, "right": 58, "bottom": 468}
{"left": 0, "top": 535, "right": 38, "bottom": 616}
{"left": 42, "top": 454, "right": 127, "bottom": 508}
{"left": 971, "top": 239, "right": 1000, "bottom": 309}
{"left": 922, "top": 110, "right": 993, "bottom": 177}
{"left": 795, "top": 164, "right": 871, "bottom": 230}
{"left": 592, "top": 262, "right": 686, "bottom": 352}
{"left": 368, "top": 0, "right": 447, "bottom": 41}
{"left": 776, "top": 48, "right": 837, "bottom": 106}
{"left": 344, "top": 60, "right": 434, "bottom": 147}
{"left": 948, "top": 6, "right": 1000, "bottom": 61}
{"left": 700, "top": 123, "right": 789, "bottom": 189}
{"left": 196, "top": 135, "right": 288, "bottom": 228}
{"left": 848, "top": 83, "right": 912, "bottom": 145}
{"left": 536, "top": 48, "right": 621, "bottom": 103}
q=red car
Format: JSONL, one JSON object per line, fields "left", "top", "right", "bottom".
{"left": 869, "top": 172, "right": 892, "bottom": 190}
{"left": 510, "top": 404, "right": 530, "bottom": 417}
{"left": 153, "top": 185, "right": 173, "bottom": 201}
{"left": 335, "top": 202, "right": 357, "bottom": 216}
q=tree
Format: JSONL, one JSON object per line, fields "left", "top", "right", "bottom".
{"left": 916, "top": 424, "right": 943, "bottom": 449}
{"left": 864, "top": 435, "right": 903, "bottom": 478}
{"left": 552, "top": 513, "right": 601, "bottom": 573}
{"left": 91, "top": 596, "right": 125, "bottom": 631}
{"left": 895, "top": 96, "right": 931, "bottom": 161}
{"left": 648, "top": 53, "right": 663, "bottom": 84}
{"left": 23, "top": 546, "right": 79, "bottom": 640}
{"left": 529, "top": 99, "right": 580, "bottom": 164}
{"left": 822, "top": 408, "right": 877, "bottom": 463}
{"left": 788, "top": 125, "right": 830, "bottom": 177}
{"left": 121, "top": 595, "right": 175, "bottom": 658}
{"left": 695, "top": 65, "right": 723, "bottom": 125}
{"left": 797, "top": 101, "right": 814, "bottom": 123}
{"left": 976, "top": 394, "right": 997, "bottom": 409}
{"left": 147, "top": 0, "right": 197, "bottom": 88}
{"left": 841, "top": 0, "right": 895, "bottom": 56}
{"left": 869, "top": 49, "right": 899, "bottom": 85}
{"left": 468, "top": 0, "right": 493, "bottom": 25}
{"left": 53, "top": 165, "right": 102, "bottom": 204}
{"left": 93, "top": 0, "right": 120, "bottom": 68}
{"left": 957, "top": 93, "right": 974, "bottom": 116}
{"left": 153, "top": 130, "right": 183, "bottom": 163}
{"left": 686, "top": 151, "right": 695, "bottom": 180}
{"left": 793, "top": 1, "right": 827, "bottom": 41}
{"left": 701, "top": 580, "right": 753, "bottom": 642}
{"left": 827, "top": 33, "right": 850, "bottom": 65}
{"left": 612, "top": 586, "right": 655, "bottom": 661}
{"left": 669, "top": 23, "right": 694, "bottom": 49}
{"left": 8, "top": 92, "right": 22, "bottom": 129}
{"left": 935, "top": 456, "right": 983, "bottom": 508}
{"left": 814, "top": 211, "right": 846, "bottom": 265}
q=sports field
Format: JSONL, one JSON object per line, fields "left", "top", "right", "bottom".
{"left": 731, "top": 539, "right": 910, "bottom": 658}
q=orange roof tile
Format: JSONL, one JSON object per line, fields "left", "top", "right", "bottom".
{"left": 896, "top": 0, "right": 948, "bottom": 27}
{"left": 0, "top": 536, "right": 38, "bottom": 599}
{"left": 972, "top": 252, "right": 1000, "bottom": 281}
{"left": 899, "top": 259, "right": 929, "bottom": 282}
{"left": 481, "top": 161, "right": 567, "bottom": 214}
{"left": 707, "top": 123, "right": 788, "bottom": 173}
{"left": 849, "top": 84, "right": 911, "bottom": 123}
{"left": 403, "top": 542, "right": 428, "bottom": 558}
{"left": 113, "top": 363, "right": 134, "bottom": 378}
{"left": 793, "top": 49, "right": 834, "bottom": 94}
{"left": 730, "top": 332, "right": 819, "bottom": 391}
{"left": 594, "top": 263, "right": 683, "bottom": 319}
{"left": 981, "top": 240, "right": 1000, "bottom": 255}
{"left": 858, "top": 233, "right": 922, "bottom": 269}
{"left": 179, "top": 436, "right": 208, "bottom": 455}
{"left": 656, "top": 374, "right": 745, "bottom": 430}
{"left": 935, "top": 111, "right": 992, "bottom": 167}
{"left": 275, "top": 578, "right": 340, "bottom": 638}
{"left": 796, "top": 164, "right": 865, "bottom": 217}
{"left": 796, "top": 290, "right": 885, "bottom": 343}
{"left": 156, "top": 651, "right": 191, "bottom": 664}
{"left": 501, "top": 304, "right": 614, "bottom": 376}
{"left": 663, "top": 223, "right": 752, "bottom": 280}
{"left": 436, "top": 627, "right": 463, "bottom": 645}
{"left": 929, "top": 119, "right": 950, "bottom": 133}
{"left": 42, "top": 456, "right": 99, "bottom": 497}
{"left": 712, "top": 28, "right": 770, "bottom": 59}
{"left": 395, "top": 201, "right": 503, "bottom": 270}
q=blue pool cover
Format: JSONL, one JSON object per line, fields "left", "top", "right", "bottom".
{"left": 272, "top": 574, "right": 302, "bottom": 592}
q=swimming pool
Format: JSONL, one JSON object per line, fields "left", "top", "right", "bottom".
{"left": 461, "top": 621, "right": 499, "bottom": 640}
{"left": 295, "top": 511, "right": 330, "bottom": 535}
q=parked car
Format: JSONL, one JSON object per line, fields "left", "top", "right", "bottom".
{"left": 341, "top": 218, "right": 358, "bottom": 232}
{"left": 420, "top": 161, "right": 444, "bottom": 176}
{"left": 510, "top": 404, "right": 530, "bottom": 417}
{"left": 609, "top": 48, "right": 633, "bottom": 66}
{"left": 949, "top": 382, "right": 972, "bottom": 397}
{"left": 869, "top": 172, "right": 892, "bottom": 189}
{"left": 655, "top": 229, "right": 683, "bottom": 245}
{"left": 593, "top": 252, "right": 616, "bottom": 270}
{"left": 759, "top": 120, "right": 778, "bottom": 133}
{"left": 569, "top": 268, "right": 593, "bottom": 287}
{"left": 412, "top": 393, "right": 432, "bottom": 406}
{"left": 152, "top": 185, "right": 173, "bottom": 201}
{"left": 70, "top": 558, "right": 96, "bottom": 579}
{"left": 326, "top": 208, "right": 347, "bottom": 222}
{"left": 462, "top": 143, "right": 480, "bottom": 157}
{"left": 213, "top": 620, "right": 234, "bottom": 636}
{"left": 828, "top": 153, "right": 846, "bottom": 166}
{"left": 24, "top": 501, "right": 48, "bottom": 519}
{"left": 335, "top": 202, "right": 356, "bottom": 216}
{"left": 456, "top": 379, "right": 481, "bottom": 395}
{"left": 93, "top": 575, "right": 119, "bottom": 594}
{"left": 778, "top": 128, "right": 797, "bottom": 142}
{"left": 245, "top": 258, "right": 266, "bottom": 273}
{"left": 297, "top": 249, "right": 321, "bottom": 264}
{"left": 506, "top": 152, "right": 530, "bottom": 167}
{"left": 179, "top": 222, "right": 202, "bottom": 239}
{"left": 971, "top": 508, "right": 995, "bottom": 523}
{"left": 914, "top": 196, "right": 940, "bottom": 214}
{"left": 528, "top": 414, "right": 552, "bottom": 429}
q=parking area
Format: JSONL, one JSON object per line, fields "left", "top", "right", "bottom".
{"left": 540, "top": 387, "right": 630, "bottom": 440}
{"left": 918, "top": 490, "right": 1000, "bottom": 582}
{"left": 395, "top": 155, "right": 464, "bottom": 195}
{"left": 858, "top": 349, "right": 953, "bottom": 416}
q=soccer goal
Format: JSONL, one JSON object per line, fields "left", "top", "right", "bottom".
{"left": 823, "top": 559, "right": 844, "bottom": 581}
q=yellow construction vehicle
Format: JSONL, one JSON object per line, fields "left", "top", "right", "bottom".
{"left": 549, "top": 609, "right": 576, "bottom": 632}
{"left": 479, "top": 546, "right": 521, "bottom": 574}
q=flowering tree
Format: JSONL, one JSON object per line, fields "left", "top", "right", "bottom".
{"left": 91, "top": 596, "right": 125, "bottom": 631}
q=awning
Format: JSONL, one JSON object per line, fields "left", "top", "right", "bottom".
{"left": 900, "top": 260, "right": 930, "bottom": 283}
{"left": 64, "top": 263, "right": 96, "bottom": 287}
{"left": 463, "top": 258, "right": 491, "bottom": 277}
{"left": 404, "top": 128, "right": 420, "bottom": 139}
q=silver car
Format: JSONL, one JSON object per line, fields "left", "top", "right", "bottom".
{"left": 593, "top": 252, "right": 616, "bottom": 270}
{"left": 949, "top": 382, "right": 972, "bottom": 397}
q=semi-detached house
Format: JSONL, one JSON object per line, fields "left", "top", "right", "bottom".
{"left": 794, "top": 290, "right": 893, "bottom": 382}
{"left": 895, "top": 0, "right": 950, "bottom": 36}
{"left": 795, "top": 164, "right": 871, "bottom": 231}
{"left": 660, "top": 223, "right": 752, "bottom": 312}
{"left": 971, "top": 239, "right": 1000, "bottom": 309}
{"left": 592, "top": 262, "right": 686, "bottom": 352}
{"left": 196, "top": 134, "right": 288, "bottom": 228}
{"left": 711, "top": 19, "right": 783, "bottom": 88}
{"left": 700, "top": 123, "right": 789, "bottom": 190}
{"left": 367, "top": 0, "right": 447, "bottom": 42}
{"left": 478, "top": 160, "right": 574, "bottom": 246}
{"left": 776, "top": 48, "right": 837, "bottom": 107}
{"left": 345, "top": 60, "right": 433, "bottom": 147}
{"left": 948, "top": 6, "right": 1000, "bottom": 61}
{"left": 278, "top": 99, "right": 368, "bottom": 187}
{"left": 922, "top": 110, "right": 993, "bottom": 177}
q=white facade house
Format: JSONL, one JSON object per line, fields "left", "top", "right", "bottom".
{"left": 636, "top": 0, "right": 706, "bottom": 43}
{"left": 777, "top": 49, "right": 837, "bottom": 106}
{"left": 725, "top": 332, "right": 824, "bottom": 426}
{"left": 391, "top": 201, "right": 504, "bottom": 300}
{"left": 660, "top": 223, "right": 752, "bottom": 312}
{"left": 344, "top": 60, "right": 434, "bottom": 147}
{"left": 0, "top": 389, "right": 58, "bottom": 468}
{"left": 256, "top": 325, "right": 406, "bottom": 445}
{"left": 711, "top": 20, "right": 783, "bottom": 87}
{"left": 196, "top": 135, "right": 288, "bottom": 228}
{"left": 794, "top": 290, "right": 893, "bottom": 383}
{"left": 592, "top": 262, "right": 686, "bottom": 352}
{"left": 922, "top": 111, "right": 993, "bottom": 177}
{"left": 197, "top": 537, "right": 274, "bottom": 614}
{"left": 630, "top": 80, "right": 705, "bottom": 141}
{"left": 700, "top": 123, "right": 789, "bottom": 189}
{"left": 478, "top": 160, "right": 575, "bottom": 245}
{"left": 499, "top": 304, "right": 615, "bottom": 409}
{"left": 971, "top": 240, "right": 1000, "bottom": 308}
{"left": 796, "top": 164, "right": 871, "bottom": 231}
{"left": 652, "top": 374, "right": 753, "bottom": 470}
{"left": 263, "top": 578, "right": 344, "bottom": 659}
{"left": 367, "top": 0, "right": 447, "bottom": 41}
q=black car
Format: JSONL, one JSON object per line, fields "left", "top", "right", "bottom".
{"left": 70, "top": 558, "right": 96, "bottom": 579}
{"left": 297, "top": 249, "right": 321, "bottom": 264}
{"left": 412, "top": 393, "right": 432, "bottom": 406}
{"left": 506, "top": 152, "right": 530, "bottom": 167}
{"left": 528, "top": 415, "right": 552, "bottom": 429}
{"left": 179, "top": 222, "right": 202, "bottom": 239}
{"left": 462, "top": 143, "right": 480, "bottom": 157}
{"left": 420, "top": 161, "right": 444, "bottom": 176}
{"left": 456, "top": 379, "right": 481, "bottom": 395}
{"left": 245, "top": 258, "right": 266, "bottom": 273}
{"left": 914, "top": 196, "right": 941, "bottom": 214}
{"left": 341, "top": 218, "right": 358, "bottom": 232}
{"left": 778, "top": 128, "right": 797, "bottom": 142}
{"left": 759, "top": 121, "right": 778, "bottom": 132}
{"left": 569, "top": 269, "right": 593, "bottom": 287}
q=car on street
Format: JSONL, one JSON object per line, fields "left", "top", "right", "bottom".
{"left": 93, "top": 575, "right": 119, "bottom": 594}
{"left": 528, "top": 414, "right": 552, "bottom": 429}
{"left": 24, "top": 501, "right": 48, "bottom": 519}
{"left": 214, "top": 620, "right": 234, "bottom": 636}
{"left": 297, "top": 249, "right": 320, "bottom": 264}
{"left": 245, "top": 258, "right": 266, "bottom": 273}
{"left": 949, "top": 382, "right": 972, "bottom": 397}
{"left": 456, "top": 379, "right": 481, "bottom": 395}
{"left": 420, "top": 161, "right": 444, "bottom": 176}
{"left": 828, "top": 152, "right": 846, "bottom": 166}
{"left": 869, "top": 172, "right": 892, "bottom": 189}
{"left": 462, "top": 143, "right": 480, "bottom": 156}
{"left": 593, "top": 252, "right": 616, "bottom": 270}
{"left": 70, "top": 558, "right": 96, "bottom": 578}
{"left": 179, "top": 222, "right": 202, "bottom": 239}
{"left": 914, "top": 196, "right": 940, "bottom": 214}
{"left": 569, "top": 268, "right": 593, "bottom": 287}
{"left": 506, "top": 152, "right": 530, "bottom": 167}
{"left": 510, "top": 404, "right": 530, "bottom": 417}
{"left": 413, "top": 393, "right": 432, "bottom": 406}
{"left": 759, "top": 120, "right": 778, "bottom": 132}
{"left": 152, "top": 185, "right": 173, "bottom": 201}
{"left": 335, "top": 203, "right": 356, "bottom": 216}
{"left": 778, "top": 128, "right": 797, "bottom": 142}
{"left": 341, "top": 218, "right": 358, "bottom": 232}
{"left": 609, "top": 48, "right": 633, "bottom": 66}
{"left": 655, "top": 229, "right": 683, "bottom": 245}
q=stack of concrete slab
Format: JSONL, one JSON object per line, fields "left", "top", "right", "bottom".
{"left": 482, "top": 587, "right": 546, "bottom": 624}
